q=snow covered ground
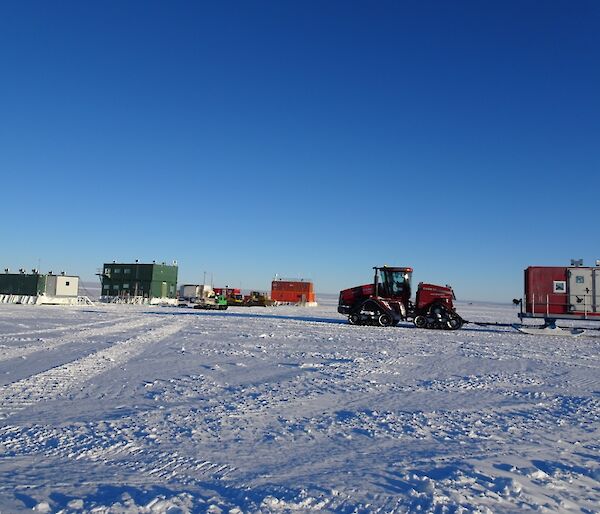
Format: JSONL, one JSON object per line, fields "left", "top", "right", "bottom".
{"left": 0, "top": 298, "right": 598, "bottom": 513}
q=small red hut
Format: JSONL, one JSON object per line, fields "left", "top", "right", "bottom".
{"left": 271, "top": 278, "right": 317, "bottom": 305}
{"left": 523, "top": 264, "right": 600, "bottom": 319}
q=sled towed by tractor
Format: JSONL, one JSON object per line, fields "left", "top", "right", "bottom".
{"left": 338, "top": 266, "right": 464, "bottom": 330}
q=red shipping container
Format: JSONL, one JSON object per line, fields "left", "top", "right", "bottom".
{"left": 524, "top": 266, "right": 600, "bottom": 319}
{"left": 271, "top": 279, "right": 316, "bottom": 304}
{"left": 524, "top": 267, "right": 568, "bottom": 316}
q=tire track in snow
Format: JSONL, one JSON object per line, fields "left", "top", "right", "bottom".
{"left": 0, "top": 318, "right": 186, "bottom": 419}
{"left": 0, "top": 315, "right": 137, "bottom": 340}
{"left": 0, "top": 315, "right": 162, "bottom": 363}
{"left": 0, "top": 422, "right": 238, "bottom": 493}
{"left": 117, "top": 452, "right": 238, "bottom": 483}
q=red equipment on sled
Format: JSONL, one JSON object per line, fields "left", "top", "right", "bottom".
{"left": 512, "top": 262, "right": 600, "bottom": 336}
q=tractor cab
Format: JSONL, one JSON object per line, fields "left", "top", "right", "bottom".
{"left": 375, "top": 266, "right": 412, "bottom": 300}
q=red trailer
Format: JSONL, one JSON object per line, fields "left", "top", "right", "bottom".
{"left": 521, "top": 265, "right": 600, "bottom": 320}
{"left": 214, "top": 287, "right": 241, "bottom": 297}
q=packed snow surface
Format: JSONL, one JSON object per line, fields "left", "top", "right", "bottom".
{"left": 0, "top": 299, "right": 598, "bottom": 513}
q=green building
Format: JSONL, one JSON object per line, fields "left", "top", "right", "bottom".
{"left": 100, "top": 262, "right": 178, "bottom": 300}
{"left": 0, "top": 271, "right": 46, "bottom": 296}
{"left": 1, "top": 269, "right": 80, "bottom": 304}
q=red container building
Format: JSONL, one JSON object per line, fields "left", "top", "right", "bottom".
{"left": 271, "top": 278, "right": 316, "bottom": 305}
{"left": 214, "top": 287, "right": 241, "bottom": 297}
{"left": 523, "top": 265, "right": 600, "bottom": 320}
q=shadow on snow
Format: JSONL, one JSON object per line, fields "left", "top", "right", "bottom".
{"left": 141, "top": 309, "right": 517, "bottom": 335}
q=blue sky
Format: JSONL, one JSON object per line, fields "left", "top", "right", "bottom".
{"left": 1, "top": 1, "right": 598, "bottom": 301}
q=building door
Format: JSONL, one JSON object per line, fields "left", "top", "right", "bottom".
{"left": 594, "top": 268, "right": 600, "bottom": 313}
{"left": 567, "top": 268, "right": 593, "bottom": 314}
{"left": 161, "top": 281, "right": 167, "bottom": 297}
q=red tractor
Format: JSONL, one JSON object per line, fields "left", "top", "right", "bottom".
{"left": 338, "top": 266, "right": 463, "bottom": 330}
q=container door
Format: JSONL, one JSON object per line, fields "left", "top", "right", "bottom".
{"left": 46, "top": 275, "right": 57, "bottom": 296}
{"left": 594, "top": 269, "right": 600, "bottom": 313}
{"left": 567, "top": 268, "right": 593, "bottom": 314}
{"left": 161, "top": 281, "right": 167, "bottom": 297}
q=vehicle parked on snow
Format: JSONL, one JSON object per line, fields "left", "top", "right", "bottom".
{"left": 178, "top": 284, "right": 228, "bottom": 310}
{"left": 338, "top": 266, "right": 463, "bottom": 329}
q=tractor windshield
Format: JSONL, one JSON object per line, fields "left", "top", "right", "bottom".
{"left": 379, "top": 269, "right": 411, "bottom": 298}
